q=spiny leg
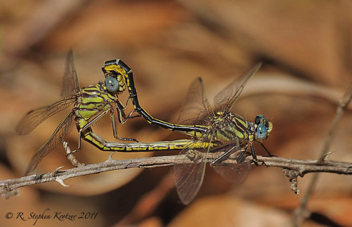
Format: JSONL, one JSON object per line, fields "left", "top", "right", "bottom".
{"left": 211, "top": 144, "right": 247, "bottom": 172}
{"left": 71, "top": 110, "right": 110, "bottom": 155}
{"left": 79, "top": 106, "right": 138, "bottom": 142}
{"left": 258, "top": 141, "right": 274, "bottom": 157}
{"left": 235, "top": 149, "right": 247, "bottom": 163}
{"left": 116, "top": 99, "right": 140, "bottom": 124}
{"left": 68, "top": 108, "right": 131, "bottom": 156}
{"left": 211, "top": 144, "right": 239, "bottom": 165}
{"left": 112, "top": 104, "right": 138, "bottom": 142}
{"left": 124, "top": 96, "right": 140, "bottom": 118}
{"left": 211, "top": 138, "right": 241, "bottom": 166}
{"left": 61, "top": 137, "right": 84, "bottom": 167}
{"left": 250, "top": 143, "right": 269, "bottom": 167}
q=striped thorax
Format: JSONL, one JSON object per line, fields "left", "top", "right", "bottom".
{"left": 74, "top": 82, "right": 117, "bottom": 129}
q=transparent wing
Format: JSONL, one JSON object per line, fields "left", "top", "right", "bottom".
{"left": 174, "top": 147, "right": 207, "bottom": 205}
{"left": 174, "top": 134, "right": 214, "bottom": 205}
{"left": 60, "top": 50, "right": 80, "bottom": 97}
{"left": 25, "top": 112, "right": 74, "bottom": 175}
{"left": 214, "top": 62, "right": 262, "bottom": 113}
{"left": 212, "top": 149, "right": 250, "bottom": 185}
{"left": 177, "top": 78, "right": 213, "bottom": 126}
{"left": 16, "top": 96, "right": 76, "bottom": 135}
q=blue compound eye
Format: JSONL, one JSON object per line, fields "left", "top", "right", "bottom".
{"left": 255, "top": 115, "right": 265, "bottom": 125}
{"left": 105, "top": 76, "right": 119, "bottom": 93}
{"left": 256, "top": 123, "right": 268, "bottom": 140}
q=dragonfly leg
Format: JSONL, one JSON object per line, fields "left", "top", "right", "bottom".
{"left": 111, "top": 106, "right": 138, "bottom": 142}
{"left": 250, "top": 143, "right": 268, "bottom": 167}
{"left": 123, "top": 97, "right": 141, "bottom": 120}
{"left": 211, "top": 144, "right": 242, "bottom": 166}
{"left": 258, "top": 141, "right": 274, "bottom": 157}
{"left": 110, "top": 109, "right": 138, "bottom": 142}
{"left": 60, "top": 137, "right": 84, "bottom": 167}
{"left": 124, "top": 95, "right": 132, "bottom": 110}
{"left": 211, "top": 148, "right": 247, "bottom": 174}
{"left": 80, "top": 106, "right": 138, "bottom": 142}
{"left": 116, "top": 99, "right": 140, "bottom": 125}
{"left": 250, "top": 143, "right": 259, "bottom": 166}
{"left": 235, "top": 149, "right": 247, "bottom": 163}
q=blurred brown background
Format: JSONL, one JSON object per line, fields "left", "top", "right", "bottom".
{"left": 1, "top": 0, "right": 352, "bottom": 226}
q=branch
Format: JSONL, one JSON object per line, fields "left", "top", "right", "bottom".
{"left": 293, "top": 81, "right": 352, "bottom": 226}
{"left": 1, "top": 153, "right": 352, "bottom": 199}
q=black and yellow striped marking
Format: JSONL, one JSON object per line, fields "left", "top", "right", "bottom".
{"left": 102, "top": 60, "right": 210, "bottom": 136}
{"left": 18, "top": 51, "right": 219, "bottom": 175}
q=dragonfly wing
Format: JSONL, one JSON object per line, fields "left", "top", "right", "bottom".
{"left": 174, "top": 134, "right": 214, "bottom": 205}
{"left": 214, "top": 62, "right": 262, "bottom": 113}
{"left": 174, "top": 147, "right": 207, "bottom": 205}
{"left": 16, "top": 97, "right": 75, "bottom": 135}
{"left": 177, "top": 78, "right": 213, "bottom": 126}
{"left": 212, "top": 149, "right": 250, "bottom": 184}
{"left": 25, "top": 112, "right": 74, "bottom": 175}
{"left": 60, "top": 50, "right": 80, "bottom": 97}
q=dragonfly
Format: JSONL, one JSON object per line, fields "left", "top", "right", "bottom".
{"left": 172, "top": 67, "right": 273, "bottom": 204}
{"left": 104, "top": 61, "right": 273, "bottom": 204}
{"left": 16, "top": 51, "right": 215, "bottom": 175}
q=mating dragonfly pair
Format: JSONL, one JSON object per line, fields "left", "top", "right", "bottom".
{"left": 16, "top": 51, "right": 273, "bottom": 204}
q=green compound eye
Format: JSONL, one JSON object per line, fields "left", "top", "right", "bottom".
{"left": 105, "top": 76, "right": 119, "bottom": 93}
{"left": 256, "top": 123, "right": 268, "bottom": 140}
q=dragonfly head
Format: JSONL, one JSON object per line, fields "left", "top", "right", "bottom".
{"left": 253, "top": 115, "right": 273, "bottom": 141}
{"left": 102, "top": 59, "right": 128, "bottom": 94}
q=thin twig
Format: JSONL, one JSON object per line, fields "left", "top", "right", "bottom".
{"left": 1, "top": 154, "right": 352, "bottom": 199}
{"left": 293, "top": 82, "right": 352, "bottom": 227}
